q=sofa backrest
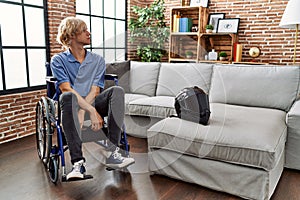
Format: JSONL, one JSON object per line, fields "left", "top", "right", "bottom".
{"left": 129, "top": 61, "right": 161, "bottom": 96}
{"left": 210, "top": 65, "right": 300, "bottom": 111}
{"left": 156, "top": 63, "right": 213, "bottom": 96}
{"left": 105, "top": 61, "right": 130, "bottom": 92}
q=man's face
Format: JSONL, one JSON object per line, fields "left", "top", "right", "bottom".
{"left": 75, "top": 25, "right": 91, "bottom": 46}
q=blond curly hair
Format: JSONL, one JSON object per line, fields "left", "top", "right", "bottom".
{"left": 57, "top": 17, "right": 87, "bottom": 47}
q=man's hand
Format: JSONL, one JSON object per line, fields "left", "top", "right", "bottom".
{"left": 59, "top": 83, "right": 102, "bottom": 131}
{"left": 78, "top": 109, "right": 85, "bottom": 129}
{"left": 89, "top": 107, "right": 104, "bottom": 131}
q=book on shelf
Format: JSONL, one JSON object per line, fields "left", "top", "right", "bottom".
{"left": 235, "top": 43, "right": 243, "bottom": 62}
{"left": 179, "top": 18, "right": 192, "bottom": 32}
{"left": 173, "top": 12, "right": 181, "bottom": 32}
{"left": 173, "top": 16, "right": 192, "bottom": 32}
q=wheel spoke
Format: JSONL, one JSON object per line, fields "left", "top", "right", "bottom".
{"left": 35, "top": 97, "right": 53, "bottom": 164}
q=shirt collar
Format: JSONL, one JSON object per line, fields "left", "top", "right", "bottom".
{"left": 66, "top": 49, "right": 77, "bottom": 63}
{"left": 65, "top": 49, "right": 92, "bottom": 64}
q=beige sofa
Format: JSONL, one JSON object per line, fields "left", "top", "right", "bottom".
{"left": 107, "top": 61, "right": 300, "bottom": 200}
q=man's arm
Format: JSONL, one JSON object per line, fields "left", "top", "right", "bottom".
{"left": 78, "top": 86, "right": 101, "bottom": 129}
{"left": 84, "top": 85, "right": 100, "bottom": 105}
{"left": 59, "top": 82, "right": 103, "bottom": 131}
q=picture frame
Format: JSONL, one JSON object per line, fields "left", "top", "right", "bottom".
{"left": 208, "top": 13, "right": 225, "bottom": 33}
{"left": 190, "top": 0, "right": 201, "bottom": 6}
{"left": 217, "top": 18, "right": 240, "bottom": 33}
{"left": 190, "top": 0, "right": 209, "bottom": 7}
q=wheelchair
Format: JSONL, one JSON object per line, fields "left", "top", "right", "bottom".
{"left": 35, "top": 62, "right": 130, "bottom": 184}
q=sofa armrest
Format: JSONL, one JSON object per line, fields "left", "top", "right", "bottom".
{"left": 287, "top": 99, "right": 300, "bottom": 125}
{"left": 286, "top": 100, "right": 300, "bottom": 169}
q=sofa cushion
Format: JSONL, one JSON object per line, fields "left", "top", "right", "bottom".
{"left": 125, "top": 93, "right": 149, "bottom": 104}
{"left": 125, "top": 93, "right": 149, "bottom": 114}
{"left": 148, "top": 103, "right": 287, "bottom": 170}
{"left": 105, "top": 61, "right": 130, "bottom": 92}
{"left": 210, "top": 65, "right": 300, "bottom": 111}
{"left": 127, "top": 96, "right": 176, "bottom": 118}
{"left": 130, "top": 61, "right": 160, "bottom": 96}
{"left": 156, "top": 63, "right": 213, "bottom": 96}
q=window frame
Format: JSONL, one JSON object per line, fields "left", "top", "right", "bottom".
{"left": 0, "top": 0, "right": 50, "bottom": 95}
{"left": 75, "top": 0, "right": 127, "bottom": 62}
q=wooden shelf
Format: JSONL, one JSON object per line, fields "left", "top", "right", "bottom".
{"left": 199, "top": 60, "right": 231, "bottom": 64}
{"left": 169, "top": 58, "right": 198, "bottom": 62}
{"left": 168, "top": 6, "right": 239, "bottom": 63}
{"left": 199, "top": 33, "right": 237, "bottom": 36}
{"left": 171, "top": 5, "right": 206, "bottom": 9}
{"left": 170, "top": 32, "right": 198, "bottom": 36}
{"left": 199, "top": 33, "right": 238, "bottom": 62}
{"left": 169, "top": 6, "right": 208, "bottom": 62}
{"left": 232, "top": 62, "right": 269, "bottom": 65}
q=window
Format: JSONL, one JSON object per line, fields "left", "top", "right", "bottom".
{"left": 76, "top": 0, "right": 127, "bottom": 63}
{"left": 0, "top": 0, "right": 49, "bottom": 94}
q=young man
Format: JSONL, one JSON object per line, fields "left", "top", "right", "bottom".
{"left": 50, "top": 17, "right": 134, "bottom": 180}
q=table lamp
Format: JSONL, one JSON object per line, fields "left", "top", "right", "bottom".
{"left": 279, "top": 0, "right": 300, "bottom": 64}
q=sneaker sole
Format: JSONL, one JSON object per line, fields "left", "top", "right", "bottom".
{"left": 106, "top": 159, "right": 135, "bottom": 169}
{"left": 66, "top": 173, "right": 84, "bottom": 180}
{"left": 65, "top": 174, "right": 93, "bottom": 182}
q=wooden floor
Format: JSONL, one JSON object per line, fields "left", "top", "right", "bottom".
{"left": 1, "top": 134, "right": 300, "bottom": 200}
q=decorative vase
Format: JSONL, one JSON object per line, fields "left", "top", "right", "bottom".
{"left": 206, "top": 29, "right": 213, "bottom": 33}
{"left": 208, "top": 49, "right": 217, "bottom": 61}
{"left": 219, "top": 57, "right": 226, "bottom": 61}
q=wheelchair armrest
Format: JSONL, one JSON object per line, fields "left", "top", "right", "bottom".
{"left": 105, "top": 74, "right": 118, "bottom": 80}
{"left": 46, "top": 76, "right": 57, "bottom": 82}
{"left": 46, "top": 75, "right": 118, "bottom": 82}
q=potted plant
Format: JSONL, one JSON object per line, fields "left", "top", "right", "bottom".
{"left": 205, "top": 24, "right": 213, "bottom": 33}
{"left": 185, "top": 51, "right": 193, "bottom": 59}
{"left": 128, "top": 0, "right": 170, "bottom": 62}
{"left": 219, "top": 51, "right": 227, "bottom": 61}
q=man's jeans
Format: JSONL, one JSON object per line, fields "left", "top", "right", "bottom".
{"left": 59, "top": 86, "right": 125, "bottom": 164}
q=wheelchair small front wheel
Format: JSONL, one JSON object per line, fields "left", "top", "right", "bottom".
{"left": 48, "top": 156, "right": 59, "bottom": 184}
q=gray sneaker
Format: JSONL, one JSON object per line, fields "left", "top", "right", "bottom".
{"left": 106, "top": 147, "right": 135, "bottom": 169}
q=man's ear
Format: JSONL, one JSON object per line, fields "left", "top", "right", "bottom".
{"left": 70, "top": 34, "right": 76, "bottom": 39}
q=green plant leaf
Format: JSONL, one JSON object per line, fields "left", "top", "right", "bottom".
{"left": 129, "top": 0, "right": 169, "bottom": 62}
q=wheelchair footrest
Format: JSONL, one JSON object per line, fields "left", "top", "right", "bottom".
{"left": 106, "top": 167, "right": 115, "bottom": 171}
{"left": 105, "top": 167, "right": 130, "bottom": 172}
{"left": 62, "top": 174, "right": 93, "bottom": 182}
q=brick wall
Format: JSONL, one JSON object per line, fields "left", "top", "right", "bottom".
{"left": 209, "top": 0, "right": 295, "bottom": 64}
{"left": 0, "top": 0, "right": 296, "bottom": 144}
{"left": 48, "top": 0, "right": 76, "bottom": 57}
{"left": 0, "top": 90, "right": 46, "bottom": 143}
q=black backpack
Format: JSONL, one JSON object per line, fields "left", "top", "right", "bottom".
{"left": 174, "top": 86, "right": 210, "bottom": 125}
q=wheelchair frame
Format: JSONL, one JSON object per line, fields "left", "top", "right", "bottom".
{"left": 35, "top": 63, "right": 130, "bottom": 183}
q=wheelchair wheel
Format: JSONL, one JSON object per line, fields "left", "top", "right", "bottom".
{"left": 48, "top": 156, "right": 59, "bottom": 184}
{"left": 35, "top": 97, "right": 53, "bottom": 165}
